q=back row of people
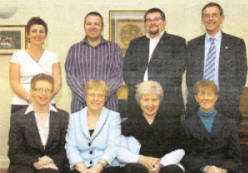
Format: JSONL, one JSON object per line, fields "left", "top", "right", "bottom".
{"left": 8, "top": 75, "right": 242, "bottom": 173}
{"left": 9, "top": 2, "right": 247, "bottom": 125}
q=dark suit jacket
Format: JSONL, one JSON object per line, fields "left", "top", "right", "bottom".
{"left": 124, "top": 32, "right": 186, "bottom": 120}
{"left": 182, "top": 113, "right": 242, "bottom": 173}
{"left": 186, "top": 32, "right": 247, "bottom": 123}
{"left": 8, "top": 107, "right": 69, "bottom": 173}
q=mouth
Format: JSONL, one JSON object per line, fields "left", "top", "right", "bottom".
{"left": 33, "top": 37, "right": 43, "bottom": 41}
{"left": 145, "top": 106, "right": 156, "bottom": 112}
{"left": 39, "top": 97, "right": 48, "bottom": 101}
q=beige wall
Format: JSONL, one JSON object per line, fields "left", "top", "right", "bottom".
{"left": 1, "top": 0, "right": 248, "bottom": 168}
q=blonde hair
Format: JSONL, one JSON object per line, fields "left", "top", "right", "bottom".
{"left": 135, "top": 80, "right": 163, "bottom": 103}
{"left": 84, "top": 80, "right": 110, "bottom": 99}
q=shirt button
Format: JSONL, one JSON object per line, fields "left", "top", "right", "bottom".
{"left": 90, "top": 161, "right": 93, "bottom": 164}
{"left": 89, "top": 150, "right": 93, "bottom": 154}
{"left": 88, "top": 142, "right": 91, "bottom": 146}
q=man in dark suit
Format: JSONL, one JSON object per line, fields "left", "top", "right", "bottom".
{"left": 124, "top": 8, "right": 186, "bottom": 121}
{"left": 8, "top": 73, "right": 69, "bottom": 173}
{"left": 186, "top": 2, "right": 247, "bottom": 123}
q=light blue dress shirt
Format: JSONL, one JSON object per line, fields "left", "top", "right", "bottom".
{"left": 204, "top": 31, "right": 222, "bottom": 87}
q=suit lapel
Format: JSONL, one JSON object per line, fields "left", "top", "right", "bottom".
{"left": 91, "top": 107, "right": 108, "bottom": 140}
{"left": 80, "top": 108, "right": 91, "bottom": 140}
{"left": 194, "top": 115, "right": 212, "bottom": 141}
{"left": 139, "top": 37, "right": 150, "bottom": 75}
{"left": 209, "top": 114, "right": 224, "bottom": 137}
{"left": 149, "top": 32, "right": 167, "bottom": 63}
{"left": 46, "top": 111, "right": 56, "bottom": 149}
{"left": 26, "top": 112, "right": 44, "bottom": 150}
{"left": 218, "top": 32, "right": 229, "bottom": 88}
{"left": 196, "top": 35, "right": 205, "bottom": 79}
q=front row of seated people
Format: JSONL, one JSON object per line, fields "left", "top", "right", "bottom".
{"left": 8, "top": 73, "right": 242, "bottom": 173}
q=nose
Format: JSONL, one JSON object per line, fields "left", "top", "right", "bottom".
{"left": 202, "top": 94, "right": 210, "bottom": 99}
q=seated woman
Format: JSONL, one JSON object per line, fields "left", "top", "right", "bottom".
{"left": 65, "top": 80, "right": 121, "bottom": 173}
{"left": 8, "top": 73, "right": 69, "bottom": 173}
{"left": 118, "top": 81, "right": 185, "bottom": 173}
{"left": 182, "top": 80, "right": 242, "bottom": 173}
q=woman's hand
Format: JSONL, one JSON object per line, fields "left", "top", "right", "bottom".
{"left": 138, "top": 156, "right": 160, "bottom": 173}
{"left": 75, "top": 162, "right": 88, "bottom": 173}
{"left": 88, "top": 164, "right": 103, "bottom": 173}
{"left": 33, "top": 156, "right": 58, "bottom": 170}
{"left": 42, "top": 163, "right": 58, "bottom": 170}
{"left": 204, "top": 166, "right": 227, "bottom": 173}
{"left": 38, "top": 155, "right": 54, "bottom": 165}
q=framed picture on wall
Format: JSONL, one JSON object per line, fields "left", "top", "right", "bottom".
{"left": 109, "top": 10, "right": 145, "bottom": 100}
{"left": 0, "top": 25, "right": 26, "bottom": 55}
{"left": 109, "top": 10, "right": 145, "bottom": 56}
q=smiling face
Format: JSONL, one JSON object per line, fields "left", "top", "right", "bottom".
{"left": 202, "top": 6, "right": 224, "bottom": 36}
{"left": 84, "top": 15, "right": 103, "bottom": 41}
{"left": 140, "top": 94, "right": 160, "bottom": 118}
{"left": 31, "top": 80, "right": 53, "bottom": 107}
{"left": 27, "top": 24, "right": 47, "bottom": 46}
{"left": 86, "top": 88, "right": 105, "bottom": 112}
{"left": 195, "top": 88, "right": 218, "bottom": 113}
{"left": 145, "top": 12, "right": 166, "bottom": 38}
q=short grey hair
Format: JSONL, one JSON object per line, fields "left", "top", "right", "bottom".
{"left": 135, "top": 80, "right": 163, "bottom": 103}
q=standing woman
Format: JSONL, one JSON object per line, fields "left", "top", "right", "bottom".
{"left": 9, "top": 17, "right": 61, "bottom": 114}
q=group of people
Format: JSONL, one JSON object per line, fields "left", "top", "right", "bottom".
{"left": 8, "top": 2, "right": 246, "bottom": 173}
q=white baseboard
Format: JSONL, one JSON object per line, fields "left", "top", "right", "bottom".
{"left": 0, "top": 158, "right": 9, "bottom": 168}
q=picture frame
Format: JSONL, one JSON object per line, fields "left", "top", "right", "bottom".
{"left": 109, "top": 10, "right": 146, "bottom": 56}
{"left": 0, "top": 25, "right": 26, "bottom": 55}
{"left": 109, "top": 10, "right": 146, "bottom": 100}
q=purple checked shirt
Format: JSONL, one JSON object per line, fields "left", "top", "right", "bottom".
{"left": 65, "top": 37, "right": 123, "bottom": 113}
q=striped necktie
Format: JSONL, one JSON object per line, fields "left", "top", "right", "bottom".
{"left": 203, "top": 38, "right": 216, "bottom": 81}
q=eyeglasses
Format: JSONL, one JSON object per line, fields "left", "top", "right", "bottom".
{"left": 33, "top": 88, "right": 53, "bottom": 93}
{"left": 87, "top": 93, "right": 105, "bottom": 99}
{"left": 202, "top": 13, "right": 220, "bottom": 19}
{"left": 145, "top": 17, "right": 162, "bottom": 23}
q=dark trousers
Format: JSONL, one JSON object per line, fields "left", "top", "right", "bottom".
{"left": 8, "top": 166, "right": 63, "bottom": 173}
{"left": 71, "top": 166, "right": 120, "bottom": 173}
{"left": 121, "top": 163, "right": 183, "bottom": 173}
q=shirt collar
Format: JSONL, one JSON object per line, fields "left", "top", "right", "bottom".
{"left": 205, "top": 30, "right": 222, "bottom": 42}
{"left": 197, "top": 108, "right": 217, "bottom": 119}
{"left": 81, "top": 36, "right": 107, "bottom": 46}
{"left": 24, "top": 104, "right": 58, "bottom": 115}
{"left": 146, "top": 31, "right": 165, "bottom": 40}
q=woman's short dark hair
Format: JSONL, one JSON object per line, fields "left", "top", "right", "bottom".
{"left": 193, "top": 80, "right": 219, "bottom": 96}
{"left": 26, "top": 17, "right": 48, "bottom": 34}
{"left": 31, "top": 73, "right": 54, "bottom": 91}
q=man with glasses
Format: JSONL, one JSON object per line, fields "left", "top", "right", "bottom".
{"left": 186, "top": 2, "right": 247, "bottom": 124}
{"left": 124, "top": 8, "right": 186, "bottom": 121}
